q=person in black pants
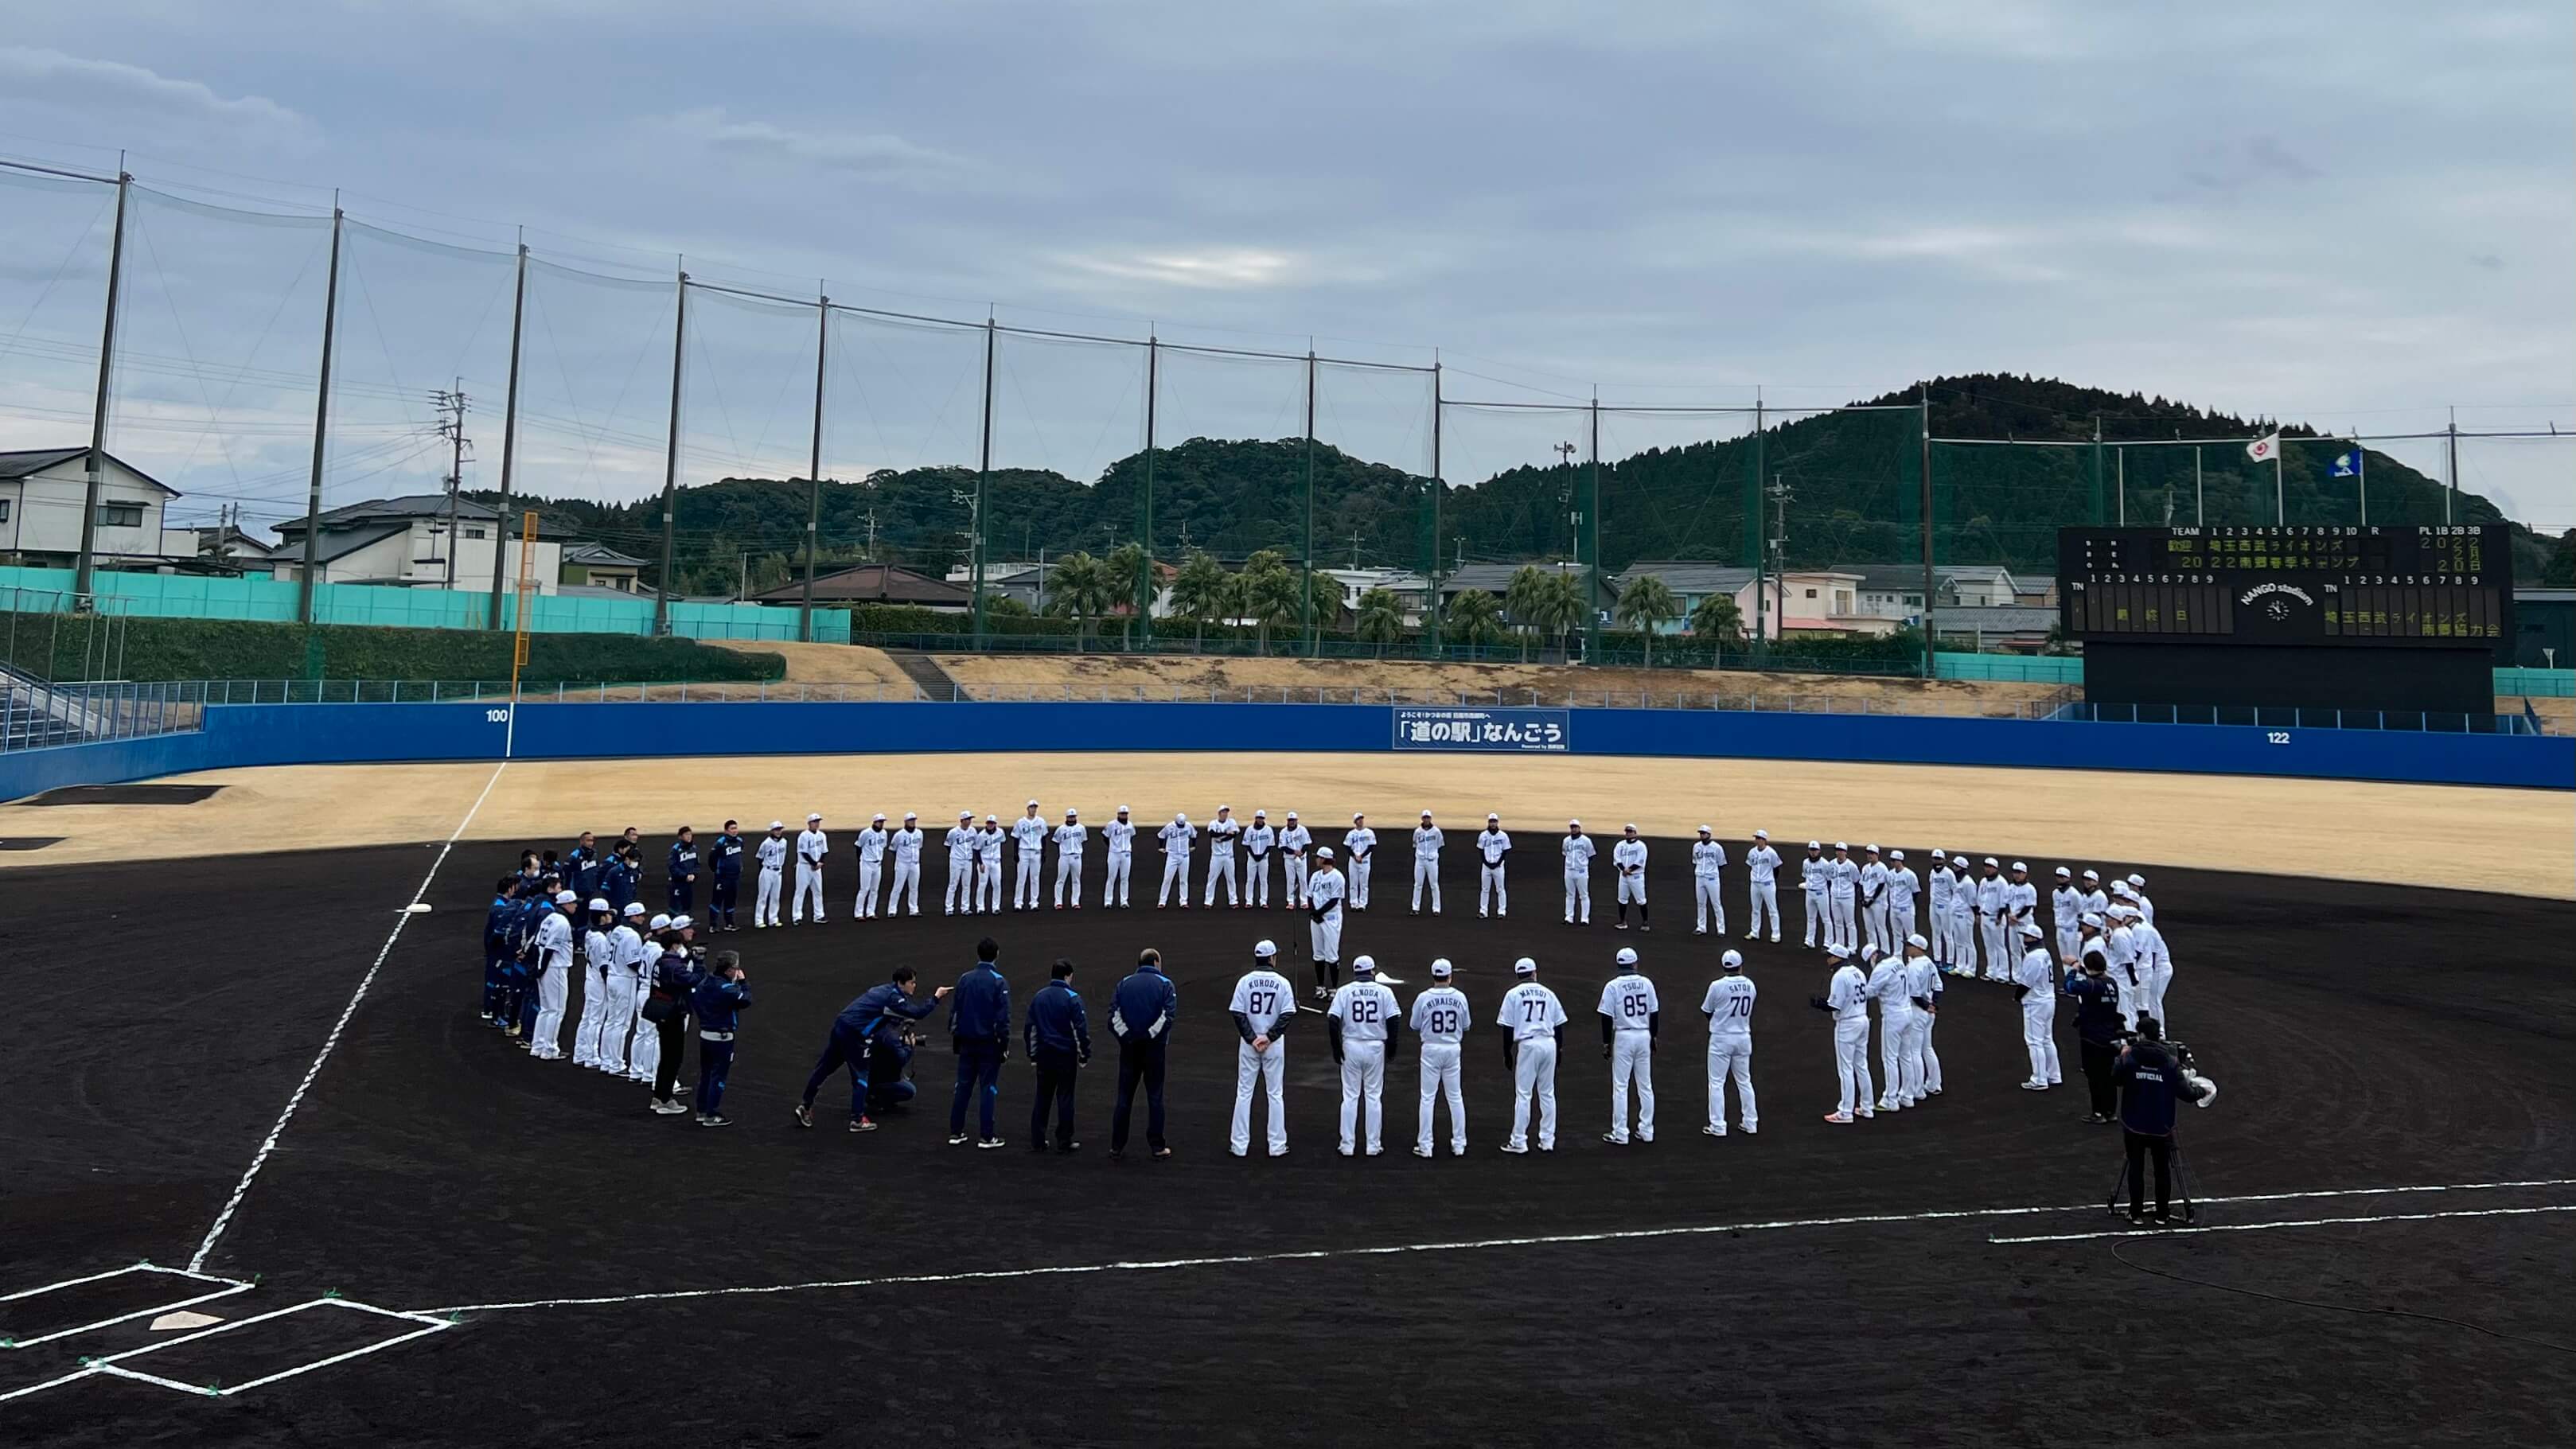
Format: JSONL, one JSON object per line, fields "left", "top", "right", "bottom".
{"left": 1024, "top": 957, "right": 1093, "bottom": 1151}
{"left": 2062, "top": 942, "right": 2123, "bottom": 1124}
{"left": 688, "top": 949, "right": 752, "bottom": 1127}
{"left": 2114, "top": 1016, "right": 2212, "bottom": 1222}
{"left": 647, "top": 916, "right": 703, "bottom": 1114}
{"left": 948, "top": 937, "right": 1012, "bottom": 1148}
{"left": 1108, "top": 948, "right": 1177, "bottom": 1160}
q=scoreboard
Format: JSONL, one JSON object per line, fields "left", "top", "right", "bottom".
{"left": 2057, "top": 524, "right": 2512, "bottom": 649}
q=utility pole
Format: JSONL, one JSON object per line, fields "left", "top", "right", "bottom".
{"left": 1349, "top": 530, "right": 1364, "bottom": 569}
{"left": 1139, "top": 331, "right": 1158, "bottom": 645}
{"left": 1760, "top": 474, "right": 1793, "bottom": 645}
{"left": 2445, "top": 408, "right": 2458, "bottom": 524}
{"left": 653, "top": 259, "right": 688, "bottom": 637}
{"left": 972, "top": 312, "right": 994, "bottom": 647}
{"left": 1426, "top": 356, "right": 1444, "bottom": 659}
{"left": 1584, "top": 395, "right": 1601, "bottom": 657}
{"left": 1302, "top": 345, "right": 1317, "bottom": 657}
{"left": 1916, "top": 385, "right": 1935, "bottom": 678}
{"left": 72, "top": 162, "right": 130, "bottom": 606}
{"left": 801, "top": 290, "right": 828, "bottom": 643}
{"left": 432, "top": 380, "right": 471, "bottom": 590}
{"left": 486, "top": 236, "right": 527, "bottom": 629}
{"left": 296, "top": 197, "right": 345, "bottom": 625}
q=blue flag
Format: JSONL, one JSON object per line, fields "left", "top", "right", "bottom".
{"left": 2329, "top": 448, "right": 2362, "bottom": 478}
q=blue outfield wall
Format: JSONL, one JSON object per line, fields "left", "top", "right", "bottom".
{"left": 5, "top": 700, "right": 2569, "bottom": 802}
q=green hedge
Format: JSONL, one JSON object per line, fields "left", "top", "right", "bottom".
{"left": 0, "top": 611, "right": 786, "bottom": 685}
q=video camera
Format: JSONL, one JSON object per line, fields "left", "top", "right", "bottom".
{"left": 2118, "top": 1030, "right": 2218, "bottom": 1108}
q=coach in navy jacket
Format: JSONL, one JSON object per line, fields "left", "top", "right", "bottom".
{"left": 948, "top": 938, "right": 1012, "bottom": 1146}
{"left": 1108, "top": 948, "right": 1179, "bottom": 1159}
{"left": 1024, "top": 959, "right": 1093, "bottom": 1151}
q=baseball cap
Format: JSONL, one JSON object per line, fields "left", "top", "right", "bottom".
{"left": 1697, "top": 824, "right": 1712, "bottom": 834}
{"left": 1982, "top": 856, "right": 2000, "bottom": 867}
{"left": 1487, "top": 812, "right": 1500, "bottom": 822}
{"left": 903, "top": 811, "right": 918, "bottom": 820}
{"left": 1253, "top": 939, "right": 1278, "bottom": 958}
{"left": 2055, "top": 866, "right": 2072, "bottom": 877}
{"left": 2020, "top": 921, "right": 2044, "bottom": 938}
{"left": 1513, "top": 956, "right": 1537, "bottom": 976}
{"left": 1353, "top": 812, "right": 1365, "bottom": 821}
{"left": 1931, "top": 848, "right": 1945, "bottom": 860}
{"left": 587, "top": 898, "right": 610, "bottom": 912}
{"left": 1286, "top": 811, "right": 1299, "bottom": 820}
{"left": 1827, "top": 942, "right": 1851, "bottom": 959}
{"left": 1254, "top": 808, "right": 1268, "bottom": 817}
{"left": 2081, "top": 868, "right": 2099, "bottom": 881}
{"left": 1865, "top": 843, "right": 1880, "bottom": 853}
{"left": 1834, "top": 840, "right": 1849, "bottom": 851}
{"left": 669, "top": 914, "right": 693, "bottom": 931}
{"left": 1623, "top": 823, "right": 1639, "bottom": 833}
{"left": 1754, "top": 829, "right": 1769, "bottom": 839}
{"left": 1430, "top": 958, "right": 1453, "bottom": 979}
{"left": 2128, "top": 873, "right": 2146, "bottom": 887}
{"left": 1888, "top": 849, "right": 1905, "bottom": 861}
{"left": 1315, "top": 846, "right": 1335, "bottom": 860}
{"left": 960, "top": 810, "right": 973, "bottom": 819}
{"left": 1217, "top": 804, "right": 1231, "bottom": 813}
{"left": 1808, "top": 840, "right": 1822, "bottom": 850}
{"left": 807, "top": 812, "right": 822, "bottom": 822}
{"left": 1721, "top": 949, "right": 1744, "bottom": 969}
{"left": 649, "top": 913, "right": 672, "bottom": 931}
{"left": 1352, "top": 955, "right": 1376, "bottom": 975}
{"left": 1027, "top": 799, "right": 1039, "bottom": 808}
{"left": 1906, "top": 933, "right": 1928, "bottom": 949}
{"left": 871, "top": 812, "right": 886, "bottom": 822}
{"left": 1177, "top": 812, "right": 1190, "bottom": 822}
{"left": 622, "top": 902, "right": 646, "bottom": 917}
{"left": 1066, "top": 808, "right": 1079, "bottom": 816}
{"left": 554, "top": 890, "right": 577, "bottom": 904}
{"left": 2079, "top": 911, "right": 2104, "bottom": 928}
{"left": 984, "top": 814, "right": 999, "bottom": 824}
{"left": 1421, "top": 808, "right": 1433, "bottom": 817}
{"left": 1614, "top": 947, "right": 1639, "bottom": 967}
{"left": 1117, "top": 804, "right": 1130, "bottom": 814}
{"left": 2010, "top": 860, "right": 2028, "bottom": 872}
{"left": 770, "top": 820, "right": 786, "bottom": 830}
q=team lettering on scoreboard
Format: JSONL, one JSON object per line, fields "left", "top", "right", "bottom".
{"left": 2056, "top": 524, "right": 2510, "bottom": 647}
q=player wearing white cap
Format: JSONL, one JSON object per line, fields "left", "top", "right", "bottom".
{"left": 1974, "top": 858, "right": 2009, "bottom": 980}
{"left": 527, "top": 890, "right": 578, "bottom": 1061}
{"left": 2127, "top": 902, "right": 2173, "bottom": 1030}
{"left": 1307, "top": 847, "right": 1347, "bottom": 999}
{"left": 573, "top": 899, "right": 617, "bottom": 1068}
{"left": 1743, "top": 830, "right": 1781, "bottom": 941}
{"left": 1799, "top": 843, "right": 1830, "bottom": 948}
{"left": 1814, "top": 943, "right": 1875, "bottom": 1123}
{"left": 1497, "top": 957, "right": 1566, "bottom": 1153}
{"left": 1561, "top": 820, "right": 1596, "bottom": 925}
{"left": 854, "top": 814, "right": 889, "bottom": 920}
{"left": 889, "top": 813, "right": 925, "bottom": 915}
{"left": 1700, "top": 949, "right": 1757, "bottom": 1135}
{"left": 598, "top": 902, "right": 647, "bottom": 1075}
{"left": 945, "top": 812, "right": 980, "bottom": 915}
{"left": 1011, "top": 801, "right": 1048, "bottom": 910}
{"left": 1901, "top": 934, "right": 1942, "bottom": 1097}
{"left": 1476, "top": 815, "right": 1512, "bottom": 918}
{"left": 1343, "top": 813, "right": 1377, "bottom": 910}
{"left": 1103, "top": 807, "right": 1136, "bottom": 906}
{"left": 1052, "top": 808, "right": 1087, "bottom": 909}
{"left": 2050, "top": 867, "right": 2083, "bottom": 963}
{"left": 2103, "top": 906, "right": 2144, "bottom": 1029}
{"left": 1411, "top": 811, "right": 1445, "bottom": 914}
{"left": 2013, "top": 921, "right": 2062, "bottom": 1090}
{"left": 1203, "top": 805, "right": 1242, "bottom": 908}
{"left": 2004, "top": 863, "right": 2040, "bottom": 975}
{"left": 1409, "top": 958, "right": 1471, "bottom": 1156}
{"left": 1279, "top": 812, "right": 1311, "bottom": 908}
{"left": 1858, "top": 845, "right": 1889, "bottom": 955}
{"left": 1156, "top": 812, "right": 1195, "bottom": 908}
{"left": 1328, "top": 956, "right": 1402, "bottom": 1155}
{"left": 628, "top": 912, "right": 675, "bottom": 1085}
{"left": 1943, "top": 850, "right": 1977, "bottom": 974}
{"left": 1598, "top": 945, "right": 1660, "bottom": 1143}
{"left": 1611, "top": 824, "right": 1651, "bottom": 931}
{"left": 1242, "top": 809, "right": 1276, "bottom": 907}
{"left": 793, "top": 814, "right": 829, "bottom": 925}
{"left": 975, "top": 816, "right": 1005, "bottom": 913}
{"left": 1925, "top": 851, "right": 1954, "bottom": 968}
{"left": 1826, "top": 843, "right": 1860, "bottom": 949}
{"left": 2078, "top": 870, "right": 2110, "bottom": 944}
{"left": 754, "top": 822, "right": 789, "bottom": 928}
{"left": 2126, "top": 873, "right": 2155, "bottom": 925}
{"left": 1885, "top": 850, "right": 1919, "bottom": 948}
{"left": 1227, "top": 941, "right": 1297, "bottom": 1157}
{"left": 1690, "top": 827, "right": 1728, "bottom": 936}
{"left": 1863, "top": 943, "right": 1916, "bottom": 1110}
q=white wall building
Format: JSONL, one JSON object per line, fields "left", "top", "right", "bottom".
{"left": 267, "top": 495, "right": 563, "bottom": 594}
{"left": 0, "top": 448, "right": 198, "bottom": 572}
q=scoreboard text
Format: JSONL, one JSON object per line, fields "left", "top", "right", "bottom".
{"left": 2057, "top": 524, "right": 2512, "bottom": 648}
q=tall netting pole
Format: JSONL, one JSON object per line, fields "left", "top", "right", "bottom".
{"left": 1303, "top": 348, "right": 1319, "bottom": 656}
{"left": 973, "top": 315, "right": 996, "bottom": 649}
{"left": 653, "top": 262, "right": 688, "bottom": 637}
{"left": 297, "top": 201, "right": 345, "bottom": 625}
{"left": 1137, "top": 334, "right": 1159, "bottom": 643}
{"left": 801, "top": 292, "right": 829, "bottom": 644}
{"left": 1918, "top": 388, "right": 1935, "bottom": 677}
{"left": 487, "top": 239, "right": 528, "bottom": 630}
{"left": 1584, "top": 393, "right": 1601, "bottom": 657}
{"left": 72, "top": 169, "right": 128, "bottom": 604}
{"left": 1424, "top": 360, "right": 1444, "bottom": 659}
{"left": 2088, "top": 416, "right": 2105, "bottom": 525}
{"left": 1750, "top": 393, "right": 1766, "bottom": 649}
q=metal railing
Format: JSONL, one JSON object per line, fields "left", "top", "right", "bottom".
{"left": 0, "top": 676, "right": 205, "bottom": 754}
{"left": 2044, "top": 701, "right": 2550, "bottom": 736}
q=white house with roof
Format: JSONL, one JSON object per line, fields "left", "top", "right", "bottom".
{"left": 0, "top": 447, "right": 200, "bottom": 572}
{"left": 1613, "top": 560, "right": 1900, "bottom": 638}
{"left": 265, "top": 495, "right": 565, "bottom": 594}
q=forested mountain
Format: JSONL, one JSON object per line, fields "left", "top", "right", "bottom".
{"left": 487, "top": 373, "right": 2561, "bottom": 595}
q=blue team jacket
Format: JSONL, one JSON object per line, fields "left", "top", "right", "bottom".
{"left": 691, "top": 973, "right": 753, "bottom": 1033}
{"left": 1025, "top": 979, "right": 1092, "bottom": 1061}
{"left": 840, "top": 982, "right": 940, "bottom": 1049}
{"left": 1110, "top": 965, "right": 1177, "bottom": 1045}
{"left": 711, "top": 833, "right": 745, "bottom": 879}
{"left": 949, "top": 964, "right": 1011, "bottom": 1049}
{"left": 668, "top": 842, "right": 700, "bottom": 883}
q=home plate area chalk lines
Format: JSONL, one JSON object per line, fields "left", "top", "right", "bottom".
{"left": 9, "top": 1177, "right": 2566, "bottom": 1407}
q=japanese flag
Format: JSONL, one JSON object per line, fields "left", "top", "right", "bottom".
{"left": 2246, "top": 432, "right": 2282, "bottom": 463}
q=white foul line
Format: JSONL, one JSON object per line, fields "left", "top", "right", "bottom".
{"left": 187, "top": 761, "right": 510, "bottom": 1274}
{"left": 414, "top": 1176, "right": 2576, "bottom": 1318}
{"left": 1989, "top": 1203, "right": 2576, "bottom": 1245}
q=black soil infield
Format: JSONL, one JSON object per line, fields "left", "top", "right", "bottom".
{"left": 6, "top": 835, "right": 2573, "bottom": 1447}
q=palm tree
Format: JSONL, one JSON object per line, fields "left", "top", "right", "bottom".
{"left": 1305, "top": 569, "right": 1344, "bottom": 640}
{"left": 1042, "top": 551, "right": 1120, "bottom": 649}
{"left": 1615, "top": 573, "right": 1682, "bottom": 668}
{"left": 1503, "top": 564, "right": 1553, "bottom": 662}
{"left": 1530, "top": 570, "right": 1588, "bottom": 660}
{"left": 1105, "top": 541, "right": 1148, "bottom": 649}
{"left": 1444, "top": 587, "right": 1509, "bottom": 650}
{"left": 1169, "top": 549, "right": 1230, "bottom": 652}
{"left": 1354, "top": 587, "right": 1405, "bottom": 657}
{"left": 1690, "top": 590, "right": 1744, "bottom": 645}
{"left": 1239, "top": 549, "right": 1303, "bottom": 656}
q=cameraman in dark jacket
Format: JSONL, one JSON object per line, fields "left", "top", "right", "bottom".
{"left": 2063, "top": 938, "right": 2125, "bottom": 1124}
{"left": 2114, "top": 1015, "right": 2213, "bottom": 1223}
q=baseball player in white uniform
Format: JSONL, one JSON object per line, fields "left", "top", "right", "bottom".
{"left": 1926, "top": 851, "right": 1954, "bottom": 967}
{"left": 2126, "top": 873, "right": 2155, "bottom": 925}
{"left": 1103, "top": 807, "right": 1136, "bottom": 906}
{"left": 853, "top": 814, "right": 888, "bottom": 919}
{"left": 1598, "top": 945, "right": 1659, "bottom": 1143}
{"left": 1690, "top": 827, "right": 1727, "bottom": 935}
{"left": 627, "top": 912, "right": 672, "bottom": 1084}
{"left": 1228, "top": 941, "right": 1296, "bottom": 1157}
{"left": 1343, "top": 813, "right": 1377, "bottom": 910}
{"left": 975, "top": 816, "right": 1005, "bottom": 913}
{"left": 1943, "top": 850, "right": 1978, "bottom": 973}
{"left": 1885, "top": 850, "right": 1919, "bottom": 947}
{"left": 2128, "top": 903, "right": 2173, "bottom": 1029}
{"left": 1053, "top": 808, "right": 1087, "bottom": 908}
{"left": 1700, "top": 948, "right": 1756, "bottom": 1135}
{"left": 1306, "top": 847, "right": 1346, "bottom": 999}
{"left": 793, "top": 813, "right": 828, "bottom": 925}
{"left": 1242, "top": 810, "right": 1276, "bottom": 907}
{"left": 1328, "top": 955, "right": 1401, "bottom": 1155}
{"left": 573, "top": 899, "right": 615, "bottom": 1067}
{"left": 2013, "top": 921, "right": 2062, "bottom": 1089}
{"left": 1902, "top": 933, "right": 1943, "bottom": 1096}
{"left": 1561, "top": 820, "right": 1596, "bottom": 925}
{"left": 598, "top": 902, "right": 645, "bottom": 1076}
{"left": 1799, "top": 842, "right": 1830, "bottom": 948}
{"left": 2051, "top": 867, "right": 2084, "bottom": 963}
{"left": 1826, "top": 843, "right": 1860, "bottom": 947}
{"left": 527, "top": 890, "right": 576, "bottom": 1060}
{"left": 1476, "top": 815, "right": 1511, "bottom": 917}
{"left": 1858, "top": 845, "right": 1890, "bottom": 954}
{"left": 1279, "top": 812, "right": 1311, "bottom": 908}
{"left": 1743, "top": 830, "right": 1781, "bottom": 941}
{"left": 1411, "top": 811, "right": 1444, "bottom": 914}
{"left": 944, "top": 812, "right": 979, "bottom": 914}
{"left": 888, "top": 812, "right": 924, "bottom": 915}
{"left": 2103, "top": 906, "right": 2143, "bottom": 1028}
{"left": 1409, "top": 958, "right": 1470, "bottom": 1156}
{"left": 1974, "top": 858, "right": 2010, "bottom": 980}
{"left": 1817, "top": 943, "right": 1875, "bottom": 1123}
{"left": 1203, "top": 806, "right": 1242, "bottom": 908}
{"left": 1611, "top": 824, "right": 1650, "bottom": 931}
{"left": 1156, "top": 812, "right": 1194, "bottom": 907}
{"left": 1864, "top": 944, "right": 1916, "bottom": 1110}
{"left": 2004, "top": 863, "right": 2040, "bottom": 971}
{"left": 1497, "top": 957, "right": 1566, "bottom": 1153}
{"left": 754, "top": 822, "right": 788, "bottom": 928}
{"left": 2078, "top": 868, "right": 2110, "bottom": 924}
{"left": 1011, "top": 802, "right": 1049, "bottom": 910}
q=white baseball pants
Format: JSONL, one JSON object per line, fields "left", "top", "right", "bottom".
{"left": 2021, "top": 996, "right": 2061, "bottom": 1085}
{"left": 1830, "top": 893, "right": 1857, "bottom": 945}
{"left": 1105, "top": 851, "right": 1132, "bottom": 906}
{"left": 1706, "top": 1036, "right": 1756, "bottom": 1132}
{"left": 755, "top": 867, "right": 783, "bottom": 927}
{"left": 1802, "top": 890, "right": 1828, "bottom": 946}
{"left": 890, "top": 859, "right": 920, "bottom": 914}
{"left": 976, "top": 859, "right": 1001, "bottom": 912}
{"left": 1479, "top": 863, "right": 1506, "bottom": 916}
{"left": 1878, "top": 1011, "right": 1918, "bottom": 1105}
{"left": 793, "top": 863, "right": 824, "bottom": 923}
{"left": 1204, "top": 853, "right": 1237, "bottom": 906}
{"left": 1916, "top": 1011, "right": 1943, "bottom": 1092}
{"left": 1617, "top": 874, "right": 1647, "bottom": 907}
{"left": 2145, "top": 965, "right": 2171, "bottom": 1032}
{"left": 1159, "top": 854, "right": 1189, "bottom": 906}
{"left": 1417, "top": 1042, "right": 1465, "bottom": 1154}
{"left": 1310, "top": 914, "right": 1342, "bottom": 965}
{"left": 1694, "top": 876, "right": 1725, "bottom": 933}
{"left": 596, "top": 972, "right": 635, "bottom": 1074}
{"left": 1054, "top": 853, "right": 1083, "bottom": 907}
{"left": 573, "top": 961, "right": 611, "bottom": 1066}
{"left": 1608, "top": 1030, "right": 1654, "bottom": 1141}
{"left": 1747, "top": 881, "right": 1779, "bottom": 939}
{"left": 1015, "top": 851, "right": 1042, "bottom": 910}
{"left": 1980, "top": 918, "right": 2012, "bottom": 980}
{"left": 1338, "top": 1042, "right": 1386, "bottom": 1154}
{"left": 1245, "top": 857, "right": 1270, "bottom": 906}
{"left": 626, "top": 999, "right": 661, "bottom": 1084}
{"left": 1564, "top": 870, "right": 1590, "bottom": 923}
{"left": 1412, "top": 857, "right": 1440, "bottom": 912}
{"left": 1506, "top": 1038, "right": 1557, "bottom": 1151}
{"left": 528, "top": 956, "right": 571, "bottom": 1060}
{"left": 945, "top": 854, "right": 976, "bottom": 913}
{"left": 854, "top": 859, "right": 880, "bottom": 918}
{"left": 1232, "top": 1041, "right": 1288, "bottom": 1155}
{"left": 1833, "top": 1017, "right": 1873, "bottom": 1115}
{"left": 1348, "top": 859, "right": 1370, "bottom": 909}
{"left": 1947, "top": 906, "right": 1976, "bottom": 968}
{"left": 1284, "top": 856, "right": 1308, "bottom": 906}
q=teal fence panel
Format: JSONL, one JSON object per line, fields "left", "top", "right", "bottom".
{"left": 2493, "top": 667, "right": 2574, "bottom": 699}
{"left": 1934, "top": 652, "right": 2081, "bottom": 684}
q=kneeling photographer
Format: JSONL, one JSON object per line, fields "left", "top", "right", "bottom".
{"left": 2113, "top": 1016, "right": 2216, "bottom": 1225}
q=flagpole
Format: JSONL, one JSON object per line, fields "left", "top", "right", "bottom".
{"left": 2274, "top": 442, "right": 2284, "bottom": 524}
{"left": 2356, "top": 439, "right": 2367, "bottom": 525}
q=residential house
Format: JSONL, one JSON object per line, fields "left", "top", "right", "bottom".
{"left": 560, "top": 542, "right": 646, "bottom": 593}
{"left": 267, "top": 496, "right": 565, "bottom": 594}
{"left": 1613, "top": 560, "right": 1896, "bottom": 638}
{"left": 1319, "top": 567, "right": 1432, "bottom": 625}
{"left": 2013, "top": 575, "right": 2058, "bottom": 609}
{"left": 0, "top": 447, "right": 201, "bottom": 571}
{"left": 193, "top": 523, "right": 278, "bottom": 567}
{"left": 747, "top": 563, "right": 972, "bottom": 612}
{"left": 1930, "top": 605, "right": 2060, "bottom": 652}
{"left": 1435, "top": 560, "right": 1615, "bottom": 626}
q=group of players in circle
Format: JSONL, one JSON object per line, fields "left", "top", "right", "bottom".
{"left": 478, "top": 811, "right": 2177, "bottom": 1147}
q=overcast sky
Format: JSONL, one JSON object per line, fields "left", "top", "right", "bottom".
{"left": 1, "top": 2, "right": 2567, "bottom": 531}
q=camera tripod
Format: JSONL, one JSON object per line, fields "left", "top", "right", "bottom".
{"left": 2106, "top": 1134, "right": 2200, "bottom": 1227}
